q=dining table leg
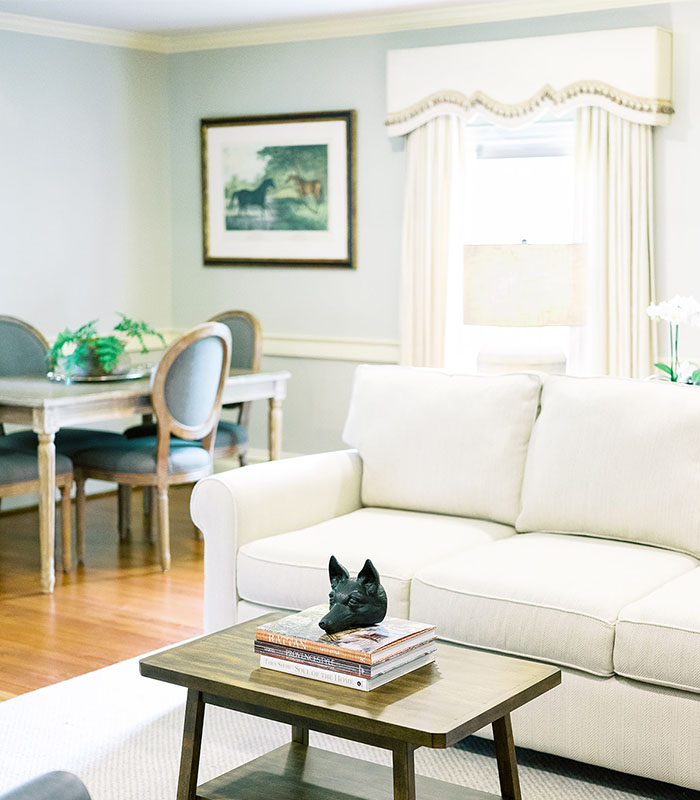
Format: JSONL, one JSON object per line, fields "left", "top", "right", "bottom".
{"left": 268, "top": 397, "right": 282, "bottom": 460}
{"left": 36, "top": 431, "right": 57, "bottom": 593}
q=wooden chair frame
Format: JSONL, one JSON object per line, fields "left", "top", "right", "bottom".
{"left": 0, "top": 468, "right": 73, "bottom": 574}
{"left": 75, "top": 322, "right": 231, "bottom": 572}
{"left": 208, "top": 309, "right": 263, "bottom": 465}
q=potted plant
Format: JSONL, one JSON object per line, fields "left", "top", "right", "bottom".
{"left": 47, "top": 313, "right": 166, "bottom": 380}
{"left": 647, "top": 295, "right": 700, "bottom": 384}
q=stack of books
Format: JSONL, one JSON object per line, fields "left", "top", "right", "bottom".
{"left": 254, "top": 604, "right": 437, "bottom": 691}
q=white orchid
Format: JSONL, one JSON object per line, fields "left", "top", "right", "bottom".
{"left": 647, "top": 295, "right": 700, "bottom": 383}
{"left": 647, "top": 295, "right": 700, "bottom": 326}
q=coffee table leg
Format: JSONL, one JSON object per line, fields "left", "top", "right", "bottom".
{"left": 177, "top": 689, "right": 205, "bottom": 800}
{"left": 392, "top": 743, "right": 416, "bottom": 800}
{"left": 291, "top": 726, "right": 309, "bottom": 745}
{"left": 492, "top": 713, "right": 522, "bottom": 800}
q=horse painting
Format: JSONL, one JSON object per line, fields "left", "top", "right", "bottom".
{"left": 230, "top": 178, "right": 275, "bottom": 214}
{"left": 286, "top": 174, "right": 322, "bottom": 204}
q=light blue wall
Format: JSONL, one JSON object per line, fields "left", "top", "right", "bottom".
{"left": 0, "top": 33, "right": 172, "bottom": 335}
{"left": 3, "top": 4, "right": 694, "bottom": 458}
{"left": 167, "top": 5, "right": 673, "bottom": 343}
{"left": 167, "top": 4, "right": 677, "bottom": 454}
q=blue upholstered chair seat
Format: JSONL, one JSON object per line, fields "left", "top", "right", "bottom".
{"left": 0, "top": 448, "right": 72, "bottom": 484}
{"left": 0, "top": 771, "right": 92, "bottom": 800}
{"left": 124, "top": 420, "right": 248, "bottom": 449}
{"left": 215, "top": 420, "right": 248, "bottom": 448}
{"left": 0, "top": 428, "right": 124, "bottom": 456}
{"left": 72, "top": 437, "right": 211, "bottom": 475}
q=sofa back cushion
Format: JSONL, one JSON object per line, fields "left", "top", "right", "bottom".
{"left": 516, "top": 375, "right": 700, "bottom": 556}
{"left": 342, "top": 365, "right": 541, "bottom": 525}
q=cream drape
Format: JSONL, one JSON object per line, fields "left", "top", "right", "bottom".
{"left": 572, "top": 106, "right": 656, "bottom": 378}
{"left": 400, "top": 115, "right": 465, "bottom": 367}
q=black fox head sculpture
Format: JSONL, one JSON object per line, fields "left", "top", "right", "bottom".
{"left": 318, "top": 555, "right": 388, "bottom": 635}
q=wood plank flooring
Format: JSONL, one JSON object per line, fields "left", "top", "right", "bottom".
{"left": 0, "top": 485, "right": 204, "bottom": 700}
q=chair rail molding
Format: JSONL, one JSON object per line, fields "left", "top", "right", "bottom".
{"left": 263, "top": 333, "right": 399, "bottom": 364}
{"left": 113, "top": 329, "right": 399, "bottom": 365}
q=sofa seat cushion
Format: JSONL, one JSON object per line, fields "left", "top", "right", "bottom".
{"left": 237, "top": 507, "right": 515, "bottom": 618}
{"left": 342, "top": 366, "right": 541, "bottom": 525}
{"left": 410, "top": 532, "right": 697, "bottom": 676}
{"left": 516, "top": 375, "right": 700, "bottom": 557}
{"left": 614, "top": 568, "right": 700, "bottom": 693}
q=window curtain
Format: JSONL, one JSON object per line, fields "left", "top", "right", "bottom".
{"left": 572, "top": 106, "right": 657, "bottom": 378}
{"left": 400, "top": 115, "right": 465, "bottom": 367}
{"left": 388, "top": 28, "right": 671, "bottom": 374}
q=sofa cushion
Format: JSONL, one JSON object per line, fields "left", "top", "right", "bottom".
{"left": 342, "top": 366, "right": 541, "bottom": 525}
{"left": 614, "top": 568, "right": 700, "bottom": 693}
{"left": 410, "top": 532, "right": 697, "bottom": 676}
{"left": 237, "top": 507, "right": 515, "bottom": 618}
{"left": 516, "top": 375, "right": 700, "bottom": 557}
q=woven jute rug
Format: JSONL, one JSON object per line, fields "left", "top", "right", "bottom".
{"left": 0, "top": 656, "right": 697, "bottom": 799}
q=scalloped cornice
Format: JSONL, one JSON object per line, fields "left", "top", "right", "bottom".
{"left": 386, "top": 82, "right": 674, "bottom": 131}
{"left": 0, "top": 0, "right": 690, "bottom": 53}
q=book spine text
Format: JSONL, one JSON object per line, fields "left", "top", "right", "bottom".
{"left": 259, "top": 655, "right": 370, "bottom": 690}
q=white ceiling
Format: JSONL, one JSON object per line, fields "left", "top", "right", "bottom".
{"left": 0, "top": 0, "right": 511, "bottom": 34}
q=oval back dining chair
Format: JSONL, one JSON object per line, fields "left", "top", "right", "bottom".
{"left": 208, "top": 309, "right": 262, "bottom": 466}
{"left": 125, "top": 310, "right": 262, "bottom": 467}
{"left": 0, "top": 448, "right": 73, "bottom": 576}
{"left": 72, "top": 322, "right": 231, "bottom": 572}
{"left": 0, "top": 315, "right": 49, "bottom": 379}
{"left": 0, "top": 315, "right": 124, "bottom": 452}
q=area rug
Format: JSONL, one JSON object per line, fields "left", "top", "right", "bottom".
{"left": 0, "top": 655, "right": 697, "bottom": 800}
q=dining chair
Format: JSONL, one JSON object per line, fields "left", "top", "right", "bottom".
{"left": 0, "top": 448, "right": 74, "bottom": 573}
{"left": 71, "top": 322, "right": 231, "bottom": 572}
{"left": 124, "top": 310, "right": 262, "bottom": 467}
{"left": 0, "top": 315, "right": 124, "bottom": 453}
{"left": 208, "top": 309, "right": 263, "bottom": 466}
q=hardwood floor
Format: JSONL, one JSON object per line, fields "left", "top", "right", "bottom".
{"left": 0, "top": 485, "right": 204, "bottom": 700}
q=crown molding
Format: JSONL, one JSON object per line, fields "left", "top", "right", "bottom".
{"left": 0, "top": 0, "right": 684, "bottom": 54}
{"left": 164, "top": 0, "right": 681, "bottom": 52}
{"left": 0, "top": 11, "right": 168, "bottom": 51}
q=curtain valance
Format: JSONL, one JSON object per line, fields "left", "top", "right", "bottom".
{"left": 386, "top": 27, "right": 673, "bottom": 136}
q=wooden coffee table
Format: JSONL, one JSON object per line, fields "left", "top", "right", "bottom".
{"left": 139, "top": 615, "right": 560, "bottom": 800}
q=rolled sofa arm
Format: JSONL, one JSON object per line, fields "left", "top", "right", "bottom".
{"left": 191, "top": 448, "right": 363, "bottom": 632}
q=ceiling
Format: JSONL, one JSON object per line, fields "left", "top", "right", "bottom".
{"left": 0, "top": 0, "right": 515, "bottom": 35}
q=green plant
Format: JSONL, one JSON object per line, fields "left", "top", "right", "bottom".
{"left": 48, "top": 314, "right": 166, "bottom": 378}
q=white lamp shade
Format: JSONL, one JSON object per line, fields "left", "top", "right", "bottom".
{"left": 464, "top": 243, "right": 586, "bottom": 327}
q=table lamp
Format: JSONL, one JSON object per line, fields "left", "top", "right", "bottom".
{"left": 463, "top": 242, "right": 586, "bottom": 374}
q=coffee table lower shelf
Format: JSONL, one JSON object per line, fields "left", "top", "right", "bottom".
{"left": 197, "top": 742, "right": 499, "bottom": 800}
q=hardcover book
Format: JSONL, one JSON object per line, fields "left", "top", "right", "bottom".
{"left": 259, "top": 650, "right": 436, "bottom": 691}
{"left": 255, "top": 605, "right": 436, "bottom": 665}
{"left": 254, "top": 640, "right": 438, "bottom": 677}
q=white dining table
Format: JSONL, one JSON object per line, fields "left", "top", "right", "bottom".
{"left": 0, "top": 368, "right": 291, "bottom": 593}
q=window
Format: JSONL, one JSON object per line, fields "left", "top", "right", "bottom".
{"left": 453, "top": 113, "right": 577, "bottom": 373}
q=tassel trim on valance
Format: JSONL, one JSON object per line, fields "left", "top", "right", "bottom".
{"left": 386, "top": 81, "right": 673, "bottom": 134}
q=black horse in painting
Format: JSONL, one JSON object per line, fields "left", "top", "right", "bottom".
{"left": 230, "top": 178, "right": 275, "bottom": 214}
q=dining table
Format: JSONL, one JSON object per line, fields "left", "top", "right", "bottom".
{"left": 0, "top": 368, "right": 291, "bottom": 593}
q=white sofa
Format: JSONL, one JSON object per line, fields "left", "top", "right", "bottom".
{"left": 191, "top": 365, "right": 700, "bottom": 791}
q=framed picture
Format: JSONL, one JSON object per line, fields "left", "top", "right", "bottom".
{"left": 201, "top": 110, "right": 356, "bottom": 268}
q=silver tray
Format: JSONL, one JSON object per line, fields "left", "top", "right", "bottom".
{"left": 47, "top": 367, "right": 152, "bottom": 383}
